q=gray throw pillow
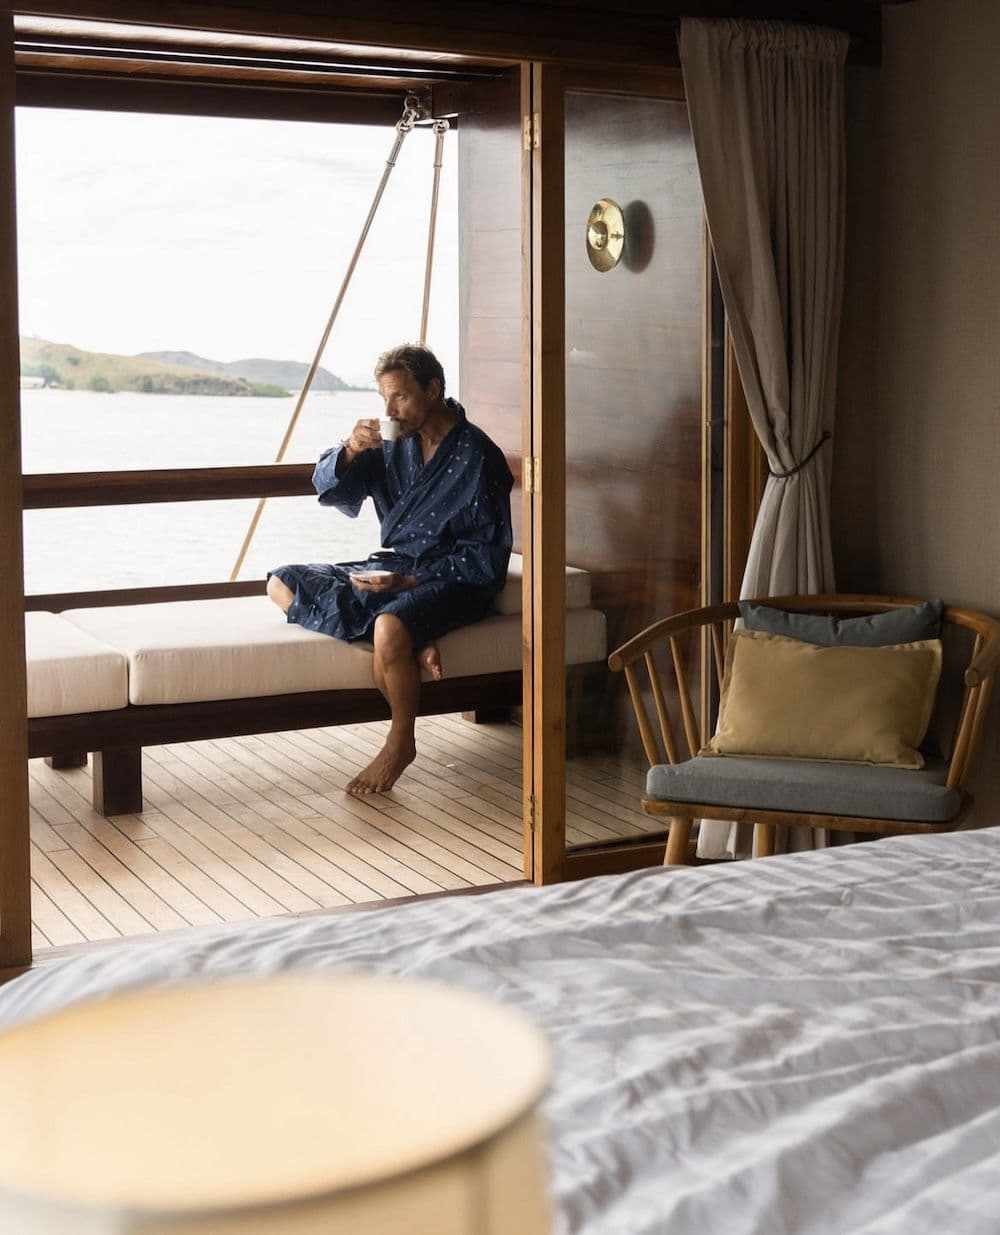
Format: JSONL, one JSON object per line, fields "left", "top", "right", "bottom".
{"left": 739, "top": 598, "right": 943, "bottom": 647}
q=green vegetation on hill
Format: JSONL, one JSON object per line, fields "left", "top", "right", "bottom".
{"left": 138, "top": 351, "right": 352, "bottom": 393}
{"left": 19, "top": 339, "right": 353, "bottom": 397}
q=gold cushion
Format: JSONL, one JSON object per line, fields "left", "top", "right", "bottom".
{"left": 705, "top": 630, "right": 943, "bottom": 769}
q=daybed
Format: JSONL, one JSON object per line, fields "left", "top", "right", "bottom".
{"left": 3, "top": 827, "right": 1000, "bottom": 1233}
{"left": 24, "top": 554, "right": 606, "bottom": 815}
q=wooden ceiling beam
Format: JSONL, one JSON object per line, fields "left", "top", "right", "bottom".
{"left": 12, "top": 2, "right": 885, "bottom": 66}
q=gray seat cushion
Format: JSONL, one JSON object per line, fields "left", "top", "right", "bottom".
{"left": 646, "top": 754, "right": 961, "bottom": 823}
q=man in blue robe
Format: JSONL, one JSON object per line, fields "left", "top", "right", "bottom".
{"left": 267, "top": 343, "right": 513, "bottom": 796}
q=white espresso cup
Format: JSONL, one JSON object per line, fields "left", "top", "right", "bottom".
{"left": 379, "top": 418, "right": 401, "bottom": 442}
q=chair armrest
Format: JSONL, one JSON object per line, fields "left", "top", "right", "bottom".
{"left": 608, "top": 601, "right": 739, "bottom": 671}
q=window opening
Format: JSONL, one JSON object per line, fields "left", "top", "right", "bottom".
{"left": 230, "top": 97, "right": 451, "bottom": 580}
{"left": 17, "top": 99, "right": 459, "bottom": 594}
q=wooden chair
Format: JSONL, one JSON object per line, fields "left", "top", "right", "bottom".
{"left": 608, "top": 595, "right": 1000, "bottom": 865}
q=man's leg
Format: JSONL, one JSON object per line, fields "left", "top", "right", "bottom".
{"left": 347, "top": 613, "right": 419, "bottom": 795}
{"left": 266, "top": 574, "right": 294, "bottom": 612}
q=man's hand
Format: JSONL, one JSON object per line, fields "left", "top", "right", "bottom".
{"left": 349, "top": 572, "right": 418, "bottom": 595}
{"left": 340, "top": 419, "right": 382, "bottom": 465}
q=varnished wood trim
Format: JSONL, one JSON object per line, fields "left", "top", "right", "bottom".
{"left": 699, "top": 226, "right": 714, "bottom": 733}
{"left": 15, "top": 32, "right": 500, "bottom": 84}
{"left": 529, "top": 62, "right": 567, "bottom": 885}
{"left": 26, "top": 580, "right": 265, "bottom": 613}
{"left": 519, "top": 60, "right": 534, "bottom": 881}
{"left": 16, "top": 1, "right": 676, "bottom": 65}
{"left": 23, "top": 456, "right": 523, "bottom": 511}
{"left": 545, "top": 63, "right": 685, "bottom": 98}
{"left": 16, "top": 71, "right": 418, "bottom": 124}
{"left": 0, "top": 8, "right": 31, "bottom": 969}
{"left": 9, "top": 3, "right": 884, "bottom": 66}
{"left": 564, "top": 838, "right": 667, "bottom": 880}
{"left": 23, "top": 463, "right": 316, "bottom": 509}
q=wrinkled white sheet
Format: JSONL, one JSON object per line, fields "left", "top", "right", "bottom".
{"left": 4, "top": 829, "right": 1000, "bottom": 1234}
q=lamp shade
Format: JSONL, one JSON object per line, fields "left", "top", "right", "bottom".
{"left": 0, "top": 974, "right": 551, "bottom": 1234}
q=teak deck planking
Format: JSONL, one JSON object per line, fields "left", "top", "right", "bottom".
{"left": 28, "top": 715, "right": 653, "bottom": 949}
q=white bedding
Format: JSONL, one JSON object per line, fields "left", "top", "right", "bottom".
{"left": 4, "top": 829, "right": 1000, "bottom": 1234}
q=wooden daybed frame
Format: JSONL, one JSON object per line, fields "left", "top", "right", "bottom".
{"left": 27, "top": 666, "right": 524, "bottom": 816}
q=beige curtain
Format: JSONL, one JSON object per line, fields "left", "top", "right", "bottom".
{"left": 679, "top": 18, "right": 849, "bottom": 858}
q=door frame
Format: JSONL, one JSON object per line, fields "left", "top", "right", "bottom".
{"left": 0, "top": 8, "right": 31, "bottom": 973}
{"left": 0, "top": 23, "right": 757, "bottom": 964}
{"left": 525, "top": 62, "right": 714, "bottom": 885}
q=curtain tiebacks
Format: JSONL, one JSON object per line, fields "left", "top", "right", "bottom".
{"left": 769, "top": 430, "right": 831, "bottom": 479}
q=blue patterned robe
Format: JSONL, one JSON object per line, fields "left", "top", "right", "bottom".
{"left": 269, "top": 399, "right": 513, "bottom": 646}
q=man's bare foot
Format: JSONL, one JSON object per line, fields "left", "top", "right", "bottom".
{"left": 416, "top": 642, "right": 443, "bottom": 680}
{"left": 345, "top": 738, "right": 416, "bottom": 796}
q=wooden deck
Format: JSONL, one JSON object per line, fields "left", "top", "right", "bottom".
{"left": 28, "top": 714, "right": 653, "bottom": 952}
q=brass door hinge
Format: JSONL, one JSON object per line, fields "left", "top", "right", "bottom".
{"left": 528, "top": 794, "right": 537, "bottom": 830}
{"left": 523, "top": 456, "right": 540, "bottom": 494}
{"left": 523, "top": 112, "right": 540, "bottom": 151}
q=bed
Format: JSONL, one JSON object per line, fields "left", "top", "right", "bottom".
{"left": 3, "top": 829, "right": 1000, "bottom": 1234}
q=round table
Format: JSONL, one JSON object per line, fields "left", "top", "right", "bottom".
{"left": 0, "top": 972, "right": 551, "bottom": 1234}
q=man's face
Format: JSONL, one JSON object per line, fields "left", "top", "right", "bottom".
{"left": 377, "top": 368, "right": 440, "bottom": 439}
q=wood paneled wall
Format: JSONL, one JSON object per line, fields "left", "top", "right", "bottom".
{"left": 454, "top": 71, "right": 525, "bottom": 548}
{"left": 563, "top": 90, "right": 705, "bottom": 749}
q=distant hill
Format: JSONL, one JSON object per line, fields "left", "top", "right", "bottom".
{"left": 19, "top": 339, "right": 354, "bottom": 397}
{"left": 138, "top": 351, "right": 352, "bottom": 393}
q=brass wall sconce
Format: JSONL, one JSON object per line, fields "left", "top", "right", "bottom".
{"left": 585, "top": 198, "right": 625, "bottom": 271}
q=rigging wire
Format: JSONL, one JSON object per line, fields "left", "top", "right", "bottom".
{"left": 230, "top": 93, "right": 448, "bottom": 582}
{"left": 419, "top": 118, "right": 450, "bottom": 344}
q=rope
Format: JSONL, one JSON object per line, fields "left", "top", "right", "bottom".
{"left": 229, "top": 95, "right": 423, "bottom": 582}
{"left": 768, "top": 430, "right": 831, "bottom": 479}
{"left": 419, "top": 119, "right": 450, "bottom": 344}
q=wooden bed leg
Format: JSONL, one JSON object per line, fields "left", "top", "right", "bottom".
{"left": 461, "top": 708, "right": 511, "bottom": 724}
{"left": 663, "top": 818, "right": 693, "bottom": 866}
{"left": 45, "top": 752, "right": 88, "bottom": 770}
{"left": 92, "top": 747, "right": 143, "bottom": 816}
{"left": 752, "top": 823, "right": 776, "bottom": 858}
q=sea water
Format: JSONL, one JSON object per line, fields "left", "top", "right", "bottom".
{"left": 20, "top": 388, "right": 386, "bottom": 595}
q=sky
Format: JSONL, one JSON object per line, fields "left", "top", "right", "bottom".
{"left": 14, "top": 107, "right": 459, "bottom": 390}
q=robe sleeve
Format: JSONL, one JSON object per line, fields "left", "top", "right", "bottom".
{"left": 312, "top": 444, "right": 384, "bottom": 518}
{"left": 413, "top": 458, "right": 513, "bottom": 591}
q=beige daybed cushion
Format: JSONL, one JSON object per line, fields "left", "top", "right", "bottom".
{"left": 435, "top": 607, "right": 606, "bottom": 681}
{"left": 25, "top": 612, "right": 128, "bottom": 718}
{"left": 62, "top": 596, "right": 607, "bottom": 707}
{"left": 63, "top": 597, "right": 374, "bottom": 706}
